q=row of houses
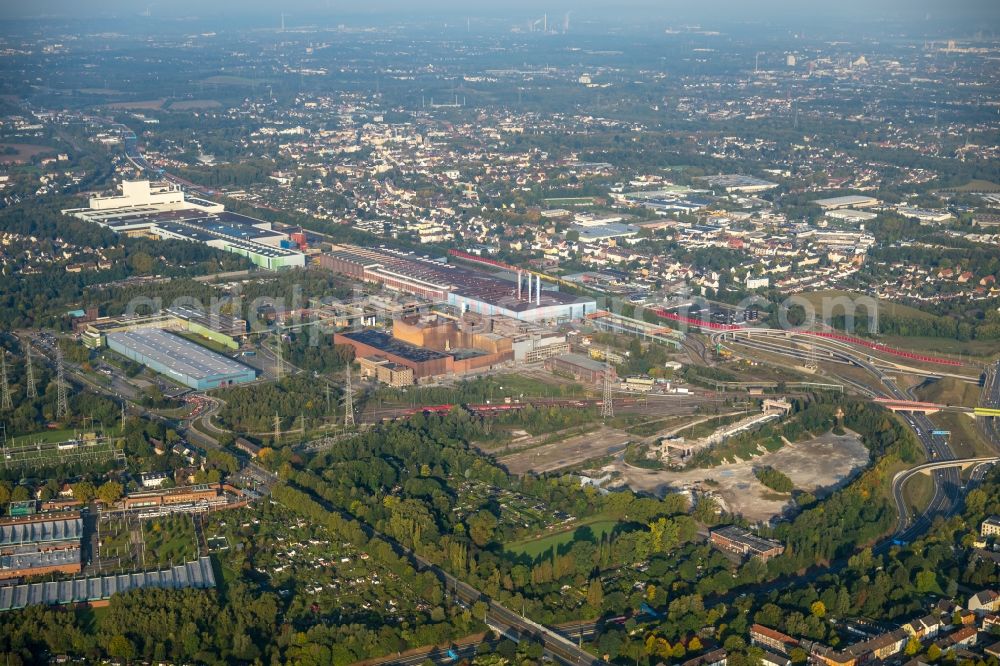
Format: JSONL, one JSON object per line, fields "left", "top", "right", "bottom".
{"left": 749, "top": 590, "right": 1000, "bottom": 666}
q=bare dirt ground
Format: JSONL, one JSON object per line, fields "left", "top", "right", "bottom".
{"left": 105, "top": 99, "right": 166, "bottom": 110}
{"left": 497, "top": 425, "right": 632, "bottom": 475}
{"left": 0, "top": 143, "right": 55, "bottom": 164}
{"left": 602, "top": 430, "right": 869, "bottom": 523}
{"left": 169, "top": 99, "right": 223, "bottom": 110}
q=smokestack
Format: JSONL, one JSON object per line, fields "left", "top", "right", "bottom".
{"left": 536, "top": 275, "right": 541, "bottom": 306}
{"left": 527, "top": 274, "right": 532, "bottom": 302}
{"left": 517, "top": 271, "right": 522, "bottom": 300}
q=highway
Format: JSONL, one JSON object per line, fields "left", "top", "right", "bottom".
{"left": 892, "top": 455, "right": 999, "bottom": 533}
{"left": 717, "top": 329, "right": 979, "bottom": 382}
{"left": 980, "top": 363, "right": 1000, "bottom": 453}
{"left": 711, "top": 327, "right": 981, "bottom": 545}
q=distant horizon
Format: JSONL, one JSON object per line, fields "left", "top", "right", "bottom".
{"left": 2, "top": 0, "right": 999, "bottom": 28}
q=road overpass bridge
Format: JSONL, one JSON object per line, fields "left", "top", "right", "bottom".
{"left": 873, "top": 398, "right": 949, "bottom": 414}
{"left": 897, "top": 456, "right": 999, "bottom": 478}
{"left": 892, "top": 457, "right": 998, "bottom": 534}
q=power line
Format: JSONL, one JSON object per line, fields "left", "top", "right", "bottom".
{"left": 601, "top": 348, "right": 614, "bottom": 420}
{"left": 55, "top": 346, "right": 69, "bottom": 420}
{"left": 274, "top": 336, "right": 284, "bottom": 380}
{"left": 343, "top": 364, "right": 355, "bottom": 428}
{"left": 25, "top": 344, "right": 37, "bottom": 399}
{"left": 1, "top": 353, "right": 12, "bottom": 410}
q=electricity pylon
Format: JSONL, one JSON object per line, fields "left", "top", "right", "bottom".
{"left": 601, "top": 348, "right": 614, "bottom": 420}
{"left": 343, "top": 365, "right": 355, "bottom": 428}
{"left": 25, "top": 344, "right": 37, "bottom": 399}
{"left": 55, "top": 346, "right": 69, "bottom": 419}
{"left": 1, "top": 354, "right": 12, "bottom": 410}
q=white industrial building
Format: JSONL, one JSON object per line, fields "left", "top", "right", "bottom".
{"left": 64, "top": 180, "right": 305, "bottom": 270}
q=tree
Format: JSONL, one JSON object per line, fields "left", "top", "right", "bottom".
{"left": 915, "top": 570, "right": 938, "bottom": 594}
{"left": 97, "top": 480, "right": 123, "bottom": 506}
{"left": 587, "top": 578, "right": 604, "bottom": 610}
{"left": 810, "top": 601, "right": 826, "bottom": 618}
{"left": 905, "top": 637, "right": 922, "bottom": 656}
{"left": 73, "top": 481, "right": 96, "bottom": 503}
{"left": 107, "top": 634, "right": 135, "bottom": 661}
{"left": 688, "top": 637, "right": 703, "bottom": 653}
{"left": 927, "top": 644, "right": 942, "bottom": 662}
{"left": 467, "top": 511, "right": 498, "bottom": 548}
{"left": 128, "top": 251, "right": 155, "bottom": 275}
{"left": 10, "top": 486, "right": 29, "bottom": 502}
{"left": 966, "top": 489, "right": 987, "bottom": 515}
{"left": 754, "top": 466, "right": 795, "bottom": 493}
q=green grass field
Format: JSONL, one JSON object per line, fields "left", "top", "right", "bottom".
{"left": 11, "top": 428, "right": 79, "bottom": 445}
{"left": 914, "top": 377, "right": 983, "bottom": 408}
{"left": 143, "top": 516, "right": 199, "bottom": 567}
{"left": 504, "top": 516, "right": 620, "bottom": 559}
{"left": 797, "top": 290, "right": 935, "bottom": 322}
{"left": 878, "top": 335, "right": 999, "bottom": 359}
{"left": 543, "top": 197, "right": 595, "bottom": 206}
{"left": 902, "top": 473, "right": 934, "bottom": 518}
{"left": 944, "top": 179, "right": 1000, "bottom": 193}
{"left": 928, "top": 411, "right": 994, "bottom": 459}
{"left": 200, "top": 75, "right": 255, "bottom": 86}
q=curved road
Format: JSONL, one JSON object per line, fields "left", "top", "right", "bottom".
{"left": 713, "top": 329, "right": 993, "bottom": 546}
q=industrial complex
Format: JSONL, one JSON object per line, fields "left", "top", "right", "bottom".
{"left": 81, "top": 305, "right": 247, "bottom": 350}
{"left": 63, "top": 180, "right": 306, "bottom": 270}
{"left": 335, "top": 311, "right": 571, "bottom": 384}
{"left": 105, "top": 328, "right": 256, "bottom": 390}
{"left": 0, "top": 511, "right": 84, "bottom": 581}
{"left": 709, "top": 525, "right": 785, "bottom": 562}
{"left": 318, "top": 244, "right": 597, "bottom": 323}
{"left": 0, "top": 556, "right": 216, "bottom": 612}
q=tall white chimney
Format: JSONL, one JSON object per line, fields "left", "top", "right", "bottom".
{"left": 517, "top": 270, "right": 522, "bottom": 300}
{"left": 536, "top": 275, "right": 541, "bottom": 306}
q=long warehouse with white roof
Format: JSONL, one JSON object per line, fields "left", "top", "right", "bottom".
{"left": 106, "top": 329, "right": 256, "bottom": 390}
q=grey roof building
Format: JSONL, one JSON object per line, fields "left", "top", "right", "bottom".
{"left": 0, "top": 556, "right": 217, "bottom": 612}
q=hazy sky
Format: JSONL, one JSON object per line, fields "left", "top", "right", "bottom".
{"left": 2, "top": 0, "right": 999, "bottom": 24}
